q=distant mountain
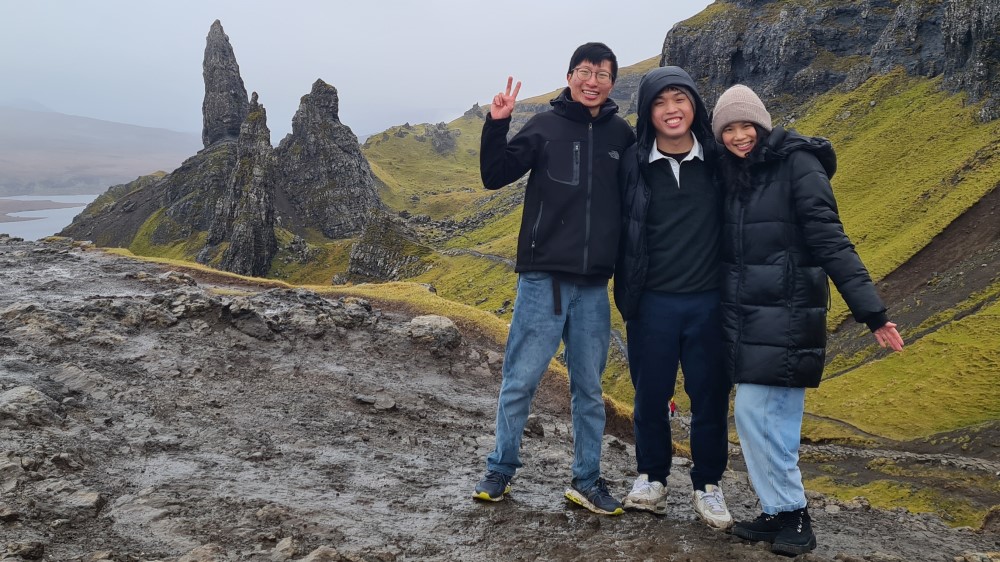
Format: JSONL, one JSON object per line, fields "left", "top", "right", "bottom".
{"left": 0, "top": 98, "right": 52, "bottom": 112}
{"left": 0, "top": 106, "right": 201, "bottom": 196}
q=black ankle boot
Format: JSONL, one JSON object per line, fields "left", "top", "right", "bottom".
{"left": 771, "top": 507, "right": 817, "bottom": 556}
{"left": 731, "top": 511, "right": 782, "bottom": 542}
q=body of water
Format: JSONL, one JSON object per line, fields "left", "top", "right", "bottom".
{"left": 0, "top": 194, "right": 100, "bottom": 241}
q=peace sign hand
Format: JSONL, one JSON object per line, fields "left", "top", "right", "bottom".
{"left": 490, "top": 76, "right": 521, "bottom": 120}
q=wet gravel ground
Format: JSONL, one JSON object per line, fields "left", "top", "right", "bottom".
{"left": 0, "top": 235, "right": 997, "bottom": 561}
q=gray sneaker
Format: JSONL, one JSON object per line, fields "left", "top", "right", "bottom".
{"left": 565, "top": 477, "right": 624, "bottom": 515}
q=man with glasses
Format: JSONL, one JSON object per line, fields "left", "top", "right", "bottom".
{"left": 473, "top": 42, "right": 635, "bottom": 515}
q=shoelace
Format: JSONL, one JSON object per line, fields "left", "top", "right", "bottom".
{"left": 485, "top": 472, "right": 509, "bottom": 486}
{"left": 701, "top": 489, "right": 727, "bottom": 514}
{"left": 630, "top": 478, "right": 652, "bottom": 494}
{"left": 592, "top": 478, "right": 615, "bottom": 499}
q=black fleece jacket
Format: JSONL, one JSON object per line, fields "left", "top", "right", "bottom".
{"left": 480, "top": 88, "right": 635, "bottom": 279}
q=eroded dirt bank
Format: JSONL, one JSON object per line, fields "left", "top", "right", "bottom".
{"left": 0, "top": 236, "right": 997, "bottom": 561}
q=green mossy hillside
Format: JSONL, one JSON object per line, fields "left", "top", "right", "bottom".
{"left": 807, "top": 294, "right": 1000, "bottom": 441}
{"left": 129, "top": 208, "right": 208, "bottom": 261}
{"left": 362, "top": 116, "right": 485, "bottom": 219}
{"left": 789, "top": 70, "right": 1000, "bottom": 325}
{"left": 267, "top": 228, "right": 353, "bottom": 285}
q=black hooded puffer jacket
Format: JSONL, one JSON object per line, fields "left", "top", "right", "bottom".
{"left": 721, "top": 127, "right": 887, "bottom": 388}
{"left": 613, "top": 66, "right": 720, "bottom": 320}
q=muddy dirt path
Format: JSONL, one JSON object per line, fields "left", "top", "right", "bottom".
{"left": 1, "top": 236, "right": 997, "bottom": 561}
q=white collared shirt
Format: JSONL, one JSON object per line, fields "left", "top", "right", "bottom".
{"left": 648, "top": 133, "right": 704, "bottom": 187}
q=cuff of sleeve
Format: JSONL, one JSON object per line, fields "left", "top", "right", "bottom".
{"left": 864, "top": 311, "right": 889, "bottom": 332}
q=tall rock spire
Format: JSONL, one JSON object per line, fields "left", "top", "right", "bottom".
{"left": 208, "top": 92, "right": 277, "bottom": 276}
{"left": 275, "top": 79, "right": 382, "bottom": 239}
{"left": 202, "top": 20, "right": 249, "bottom": 148}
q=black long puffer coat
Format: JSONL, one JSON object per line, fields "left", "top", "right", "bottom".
{"left": 721, "top": 127, "right": 888, "bottom": 388}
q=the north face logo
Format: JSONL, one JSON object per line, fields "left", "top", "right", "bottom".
{"left": 609, "top": 150, "right": 620, "bottom": 160}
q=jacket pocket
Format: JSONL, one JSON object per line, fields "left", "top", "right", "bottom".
{"left": 544, "top": 141, "right": 580, "bottom": 186}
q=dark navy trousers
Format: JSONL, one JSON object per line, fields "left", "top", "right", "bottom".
{"left": 626, "top": 289, "right": 731, "bottom": 490}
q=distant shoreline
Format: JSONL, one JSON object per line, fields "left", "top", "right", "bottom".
{"left": 0, "top": 199, "right": 87, "bottom": 223}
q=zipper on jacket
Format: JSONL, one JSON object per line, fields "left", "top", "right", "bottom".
{"left": 784, "top": 255, "right": 794, "bottom": 304}
{"left": 530, "top": 201, "right": 544, "bottom": 263}
{"left": 583, "top": 122, "right": 593, "bottom": 272}
{"left": 734, "top": 204, "right": 746, "bottom": 375}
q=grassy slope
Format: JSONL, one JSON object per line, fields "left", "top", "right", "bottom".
{"left": 789, "top": 70, "right": 1000, "bottom": 325}
{"left": 808, "top": 287, "right": 1000, "bottom": 440}
{"left": 783, "top": 71, "right": 1000, "bottom": 442}
{"left": 362, "top": 116, "right": 485, "bottom": 219}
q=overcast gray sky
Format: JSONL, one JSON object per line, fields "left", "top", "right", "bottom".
{"left": 0, "top": 0, "right": 712, "bottom": 140}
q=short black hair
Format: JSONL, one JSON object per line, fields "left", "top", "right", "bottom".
{"left": 568, "top": 42, "right": 618, "bottom": 83}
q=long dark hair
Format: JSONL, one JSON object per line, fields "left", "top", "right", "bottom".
{"left": 719, "top": 124, "right": 770, "bottom": 202}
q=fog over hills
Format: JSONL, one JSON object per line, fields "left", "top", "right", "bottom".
{"left": 0, "top": 105, "right": 201, "bottom": 196}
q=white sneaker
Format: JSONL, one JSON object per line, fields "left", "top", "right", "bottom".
{"left": 623, "top": 474, "right": 668, "bottom": 514}
{"left": 692, "top": 484, "right": 733, "bottom": 529}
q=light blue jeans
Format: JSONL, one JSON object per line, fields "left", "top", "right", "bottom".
{"left": 734, "top": 383, "right": 808, "bottom": 514}
{"left": 486, "top": 271, "right": 610, "bottom": 489}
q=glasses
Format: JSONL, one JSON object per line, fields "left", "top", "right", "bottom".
{"left": 571, "top": 67, "right": 613, "bottom": 84}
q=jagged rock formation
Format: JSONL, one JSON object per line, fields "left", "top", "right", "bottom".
{"left": 202, "top": 20, "right": 249, "bottom": 147}
{"left": 345, "top": 214, "right": 432, "bottom": 281}
{"left": 941, "top": 0, "right": 1000, "bottom": 121}
{"left": 463, "top": 103, "right": 485, "bottom": 119}
{"left": 61, "top": 21, "right": 383, "bottom": 279}
{"left": 661, "top": 0, "right": 1000, "bottom": 121}
{"left": 413, "top": 122, "right": 460, "bottom": 155}
{"left": 274, "top": 80, "right": 381, "bottom": 239}
{"left": 205, "top": 92, "right": 277, "bottom": 276}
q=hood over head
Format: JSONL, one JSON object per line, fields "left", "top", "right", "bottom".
{"left": 636, "top": 66, "right": 712, "bottom": 152}
{"left": 763, "top": 127, "right": 838, "bottom": 178}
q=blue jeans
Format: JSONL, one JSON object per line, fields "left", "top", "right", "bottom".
{"left": 626, "top": 290, "right": 730, "bottom": 490}
{"left": 486, "top": 271, "right": 610, "bottom": 489}
{"left": 734, "top": 383, "right": 808, "bottom": 514}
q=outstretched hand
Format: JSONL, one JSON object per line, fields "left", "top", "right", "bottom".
{"left": 873, "top": 321, "right": 904, "bottom": 352}
{"left": 490, "top": 76, "right": 521, "bottom": 120}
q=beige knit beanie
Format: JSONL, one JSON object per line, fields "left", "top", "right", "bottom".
{"left": 711, "top": 84, "right": 772, "bottom": 141}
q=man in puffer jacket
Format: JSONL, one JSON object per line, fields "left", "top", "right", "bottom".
{"left": 613, "top": 66, "right": 734, "bottom": 529}
{"left": 713, "top": 84, "right": 904, "bottom": 556}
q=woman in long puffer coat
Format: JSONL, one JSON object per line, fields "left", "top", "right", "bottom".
{"left": 711, "top": 84, "right": 904, "bottom": 556}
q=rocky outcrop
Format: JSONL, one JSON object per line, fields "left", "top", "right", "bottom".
{"left": 661, "top": 0, "right": 1000, "bottom": 122}
{"left": 463, "top": 103, "right": 485, "bottom": 119}
{"left": 274, "top": 80, "right": 382, "bottom": 240}
{"left": 416, "top": 122, "right": 460, "bottom": 155}
{"left": 205, "top": 92, "right": 277, "bottom": 276}
{"left": 345, "top": 212, "right": 432, "bottom": 281}
{"left": 941, "top": 0, "right": 1000, "bottom": 121}
{"left": 62, "top": 21, "right": 382, "bottom": 279}
{"left": 58, "top": 143, "right": 236, "bottom": 248}
{"left": 202, "top": 20, "right": 249, "bottom": 147}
